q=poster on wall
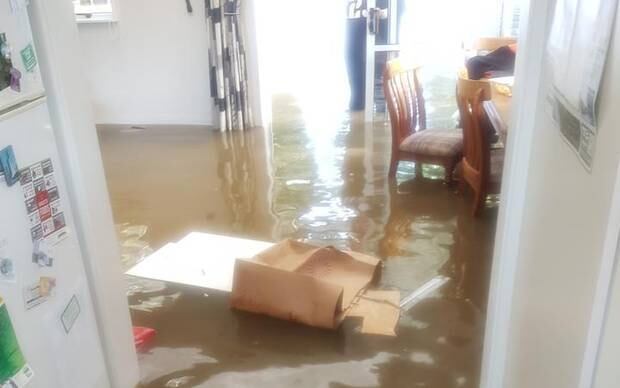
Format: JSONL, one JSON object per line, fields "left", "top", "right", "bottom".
{"left": 546, "top": 0, "right": 618, "bottom": 170}
{"left": 19, "top": 159, "right": 68, "bottom": 247}
{"left": 0, "top": 297, "right": 34, "bottom": 388}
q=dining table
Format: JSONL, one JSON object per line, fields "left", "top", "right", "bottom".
{"left": 483, "top": 84, "right": 513, "bottom": 145}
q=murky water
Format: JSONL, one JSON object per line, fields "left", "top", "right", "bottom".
{"left": 98, "top": 93, "right": 497, "bottom": 388}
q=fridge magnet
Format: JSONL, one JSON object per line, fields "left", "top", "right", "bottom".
{"left": 38, "top": 277, "right": 56, "bottom": 298}
{"left": 0, "top": 240, "right": 15, "bottom": 283}
{"left": 0, "top": 296, "right": 34, "bottom": 387}
{"left": 60, "top": 295, "right": 80, "bottom": 334}
{"left": 0, "top": 259, "right": 14, "bottom": 283}
{"left": 19, "top": 44, "right": 36, "bottom": 73}
{"left": 19, "top": 168, "right": 32, "bottom": 199}
{"left": 19, "top": 159, "right": 68, "bottom": 246}
{"left": 0, "top": 146, "right": 20, "bottom": 187}
{"left": 0, "top": 33, "right": 13, "bottom": 93}
{"left": 31, "top": 240, "right": 53, "bottom": 268}
{"left": 9, "top": 67, "right": 21, "bottom": 92}
{"left": 23, "top": 277, "right": 55, "bottom": 310}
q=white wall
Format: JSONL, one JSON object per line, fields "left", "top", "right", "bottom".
{"left": 501, "top": 4, "right": 620, "bottom": 388}
{"left": 77, "top": 0, "right": 214, "bottom": 125}
{"left": 241, "top": 0, "right": 271, "bottom": 130}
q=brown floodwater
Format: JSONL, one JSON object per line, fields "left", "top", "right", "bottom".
{"left": 98, "top": 94, "right": 497, "bottom": 388}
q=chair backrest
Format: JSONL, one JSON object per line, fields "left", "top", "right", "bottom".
{"left": 457, "top": 68, "right": 492, "bottom": 101}
{"left": 412, "top": 68, "right": 427, "bottom": 130}
{"left": 384, "top": 61, "right": 406, "bottom": 147}
{"left": 458, "top": 88, "right": 491, "bottom": 191}
{"left": 456, "top": 71, "right": 492, "bottom": 143}
{"left": 384, "top": 59, "right": 425, "bottom": 148}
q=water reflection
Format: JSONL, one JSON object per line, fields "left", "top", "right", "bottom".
{"left": 99, "top": 92, "right": 497, "bottom": 387}
{"left": 216, "top": 131, "right": 262, "bottom": 233}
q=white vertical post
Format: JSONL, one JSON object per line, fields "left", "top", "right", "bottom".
{"left": 364, "top": 0, "right": 376, "bottom": 122}
{"left": 388, "top": 0, "right": 398, "bottom": 44}
{"left": 498, "top": 0, "right": 506, "bottom": 36}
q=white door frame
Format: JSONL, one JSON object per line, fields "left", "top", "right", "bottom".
{"left": 29, "top": 1, "right": 139, "bottom": 387}
{"left": 479, "top": 0, "right": 552, "bottom": 386}
{"left": 364, "top": 0, "right": 400, "bottom": 122}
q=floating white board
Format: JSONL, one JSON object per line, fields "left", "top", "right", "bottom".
{"left": 126, "top": 232, "right": 273, "bottom": 292}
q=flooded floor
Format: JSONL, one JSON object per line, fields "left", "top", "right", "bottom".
{"left": 98, "top": 95, "right": 497, "bottom": 388}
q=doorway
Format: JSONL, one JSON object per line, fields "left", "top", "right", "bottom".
{"left": 77, "top": 0, "right": 524, "bottom": 387}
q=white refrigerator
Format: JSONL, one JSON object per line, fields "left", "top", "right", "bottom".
{"left": 0, "top": 1, "right": 111, "bottom": 387}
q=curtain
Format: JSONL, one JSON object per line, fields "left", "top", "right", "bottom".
{"left": 205, "top": 0, "right": 253, "bottom": 131}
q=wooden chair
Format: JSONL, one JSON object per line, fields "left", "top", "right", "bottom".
{"left": 384, "top": 60, "right": 463, "bottom": 183}
{"left": 457, "top": 68, "right": 492, "bottom": 100}
{"left": 457, "top": 71, "right": 502, "bottom": 146}
{"left": 457, "top": 88, "right": 504, "bottom": 216}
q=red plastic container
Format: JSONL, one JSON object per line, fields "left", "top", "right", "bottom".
{"left": 133, "top": 326, "right": 156, "bottom": 352}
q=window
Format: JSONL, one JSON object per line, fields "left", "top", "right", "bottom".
{"left": 73, "top": 0, "right": 115, "bottom": 23}
{"left": 500, "top": 0, "right": 522, "bottom": 37}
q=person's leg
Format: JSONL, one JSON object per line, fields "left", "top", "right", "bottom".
{"left": 345, "top": 18, "right": 367, "bottom": 110}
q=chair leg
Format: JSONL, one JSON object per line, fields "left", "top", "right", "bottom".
{"left": 444, "top": 159, "right": 458, "bottom": 185}
{"left": 472, "top": 189, "right": 486, "bottom": 216}
{"left": 389, "top": 154, "right": 399, "bottom": 178}
{"left": 458, "top": 176, "right": 467, "bottom": 195}
{"left": 415, "top": 162, "right": 423, "bottom": 178}
{"left": 454, "top": 163, "right": 466, "bottom": 194}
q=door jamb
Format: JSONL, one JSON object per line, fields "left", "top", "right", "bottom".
{"left": 479, "top": 0, "right": 552, "bottom": 386}
{"left": 364, "top": 0, "right": 400, "bottom": 122}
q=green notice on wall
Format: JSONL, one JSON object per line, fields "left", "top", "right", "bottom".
{"left": 0, "top": 297, "right": 27, "bottom": 385}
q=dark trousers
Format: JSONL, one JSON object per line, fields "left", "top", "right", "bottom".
{"left": 345, "top": 18, "right": 367, "bottom": 111}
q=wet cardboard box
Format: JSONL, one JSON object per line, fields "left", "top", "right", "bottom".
{"left": 127, "top": 233, "right": 400, "bottom": 336}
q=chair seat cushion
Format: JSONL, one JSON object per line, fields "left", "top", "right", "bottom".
{"left": 399, "top": 128, "right": 463, "bottom": 158}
